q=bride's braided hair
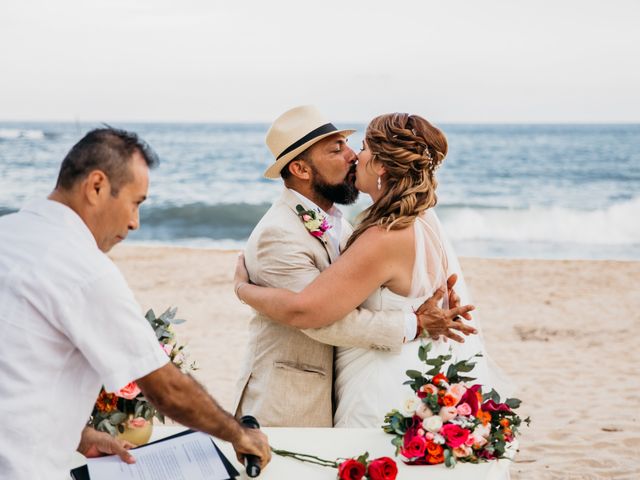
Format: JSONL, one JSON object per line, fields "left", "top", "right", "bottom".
{"left": 344, "top": 113, "right": 447, "bottom": 250}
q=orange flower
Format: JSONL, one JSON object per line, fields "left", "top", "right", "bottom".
{"left": 476, "top": 409, "right": 491, "bottom": 426}
{"left": 443, "top": 394, "right": 458, "bottom": 407}
{"left": 500, "top": 418, "right": 510, "bottom": 428}
{"left": 96, "top": 390, "right": 118, "bottom": 413}
{"left": 504, "top": 427, "right": 512, "bottom": 437}
{"left": 476, "top": 391, "right": 483, "bottom": 403}
{"left": 427, "top": 451, "right": 445, "bottom": 464}
{"left": 426, "top": 441, "right": 443, "bottom": 456}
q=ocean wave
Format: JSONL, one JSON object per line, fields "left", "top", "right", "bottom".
{"left": 438, "top": 197, "right": 640, "bottom": 245}
{"left": 0, "top": 128, "right": 46, "bottom": 140}
{"left": 3, "top": 199, "right": 638, "bottom": 248}
{"left": 131, "top": 202, "right": 271, "bottom": 241}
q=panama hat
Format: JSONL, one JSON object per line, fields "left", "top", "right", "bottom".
{"left": 263, "top": 105, "right": 356, "bottom": 179}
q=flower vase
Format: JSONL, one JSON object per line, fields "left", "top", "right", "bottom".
{"left": 116, "top": 417, "right": 153, "bottom": 446}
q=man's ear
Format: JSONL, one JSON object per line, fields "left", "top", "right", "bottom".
{"left": 82, "top": 170, "right": 109, "bottom": 206}
{"left": 287, "top": 160, "right": 312, "bottom": 181}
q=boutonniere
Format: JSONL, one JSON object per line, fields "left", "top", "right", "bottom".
{"left": 296, "top": 204, "right": 332, "bottom": 240}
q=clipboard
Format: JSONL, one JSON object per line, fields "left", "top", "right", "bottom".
{"left": 70, "top": 429, "right": 239, "bottom": 480}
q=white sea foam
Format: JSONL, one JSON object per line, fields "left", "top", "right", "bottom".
{"left": 439, "top": 197, "right": 640, "bottom": 245}
{"left": 0, "top": 128, "right": 45, "bottom": 140}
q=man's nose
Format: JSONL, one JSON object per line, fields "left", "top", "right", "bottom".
{"left": 345, "top": 145, "right": 357, "bottom": 163}
{"left": 128, "top": 210, "right": 140, "bottom": 231}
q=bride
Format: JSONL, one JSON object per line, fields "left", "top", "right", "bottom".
{"left": 235, "top": 113, "right": 507, "bottom": 427}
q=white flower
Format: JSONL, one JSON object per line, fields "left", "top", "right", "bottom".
{"left": 415, "top": 402, "right": 433, "bottom": 419}
{"left": 474, "top": 423, "right": 491, "bottom": 439}
{"left": 432, "top": 433, "right": 446, "bottom": 444}
{"left": 401, "top": 395, "right": 421, "bottom": 416}
{"left": 305, "top": 218, "right": 322, "bottom": 231}
{"left": 422, "top": 415, "right": 443, "bottom": 433}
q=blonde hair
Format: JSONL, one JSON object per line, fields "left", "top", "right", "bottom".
{"left": 345, "top": 113, "right": 448, "bottom": 250}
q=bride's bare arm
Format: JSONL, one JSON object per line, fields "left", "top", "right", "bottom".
{"left": 235, "top": 227, "right": 403, "bottom": 329}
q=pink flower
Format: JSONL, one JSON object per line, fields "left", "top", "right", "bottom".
{"left": 448, "top": 384, "right": 467, "bottom": 403}
{"left": 425, "top": 432, "right": 435, "bottom": 441}
{"left": 440, "top": 424, "right": 470, "bottom": 448}
{"left": 415, "top": 402, "right": 433, "bottom": 419}
{"left": 127, "top": 417, "right": 147, "bottom": 428}
{"left": 459, "top": 384, "right": 482, "bottom": 416}
{"left": 420, "top": 384, "right": 438, "bottom": 396}
{"left": 162, "top": 343, "right": 173, "bottom": 355}
{"left": 115, "top": 381, "right": 141, "bottom": 400}
{"left": 452, "top": 445, "right": 472, "bottom": 458}
{"left": 302, "top": 214, "right": 312, "bottom": 222}
{"left": 310, "top": 230, "right": 324, "bottom": 238}
{"left": 320, "top": 218, "right": 331, "bottom": 232}
{"left": 456, "top": 402, "right": 472, "bottom": 416}
{"left": 439, "top": 406, "right": 458, "bottom": 421}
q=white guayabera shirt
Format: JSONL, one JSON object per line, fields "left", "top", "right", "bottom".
{"left": 288, "top": 189, "right": 417, "bottom": 343}
{"left": 0, "top": 199, "right": 169, "bottom": 480}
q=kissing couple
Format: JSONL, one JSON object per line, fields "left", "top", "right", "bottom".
{"left": 233, "top": 105, "right": 506, "bottom": 428}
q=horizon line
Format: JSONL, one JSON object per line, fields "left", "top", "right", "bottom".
{"left": 1, "top": 118, "right": 640, "bottom": 126}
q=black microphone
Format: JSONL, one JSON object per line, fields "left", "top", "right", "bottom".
{"left": 240, "top": 415, "right": 261, "bottom": 477}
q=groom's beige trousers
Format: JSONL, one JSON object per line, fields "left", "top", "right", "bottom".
{"left": 233, "top": 188, "right": 406, "bottom": 427}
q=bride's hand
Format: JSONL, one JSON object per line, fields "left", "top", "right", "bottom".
{"left": 446, "top": 274, "right": 472, "bottom": 320}
{"left": 234, "top": 251, "right": 250, "bottom": 291}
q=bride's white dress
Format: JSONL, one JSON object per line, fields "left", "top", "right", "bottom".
{"left": 334, "top": 210, "right": 510, "bottom": 428}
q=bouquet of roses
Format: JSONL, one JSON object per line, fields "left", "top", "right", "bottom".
{"left": 90, "top": 307, "right": 197, "bottom": 436}
{"left": 383, "top": 343, "right": 528, "bottom": 468}
{"left": 271, "top": 449, "right": 398, "bottom": 480}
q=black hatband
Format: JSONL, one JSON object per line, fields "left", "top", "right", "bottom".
{"left": 276, "top": 123, "right": 338, "bottom": 160}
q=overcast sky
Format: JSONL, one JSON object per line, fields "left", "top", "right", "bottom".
{"left": 1, "top": 0, "right": 638, "bottom": 123}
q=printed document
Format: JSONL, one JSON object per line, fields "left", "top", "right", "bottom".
{"left": 86, "top": 431, "right": 230, "bottom": 480}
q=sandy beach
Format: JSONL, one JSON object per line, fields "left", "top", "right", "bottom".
{"left": 110, "top": 245, "right": 640, "bottom": 479}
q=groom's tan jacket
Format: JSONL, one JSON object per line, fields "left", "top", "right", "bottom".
{"left": 233, "top": 189, "right": 406, "bottom": 427}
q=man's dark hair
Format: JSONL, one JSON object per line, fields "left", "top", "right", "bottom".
{"left": 55, "top": 127, "right": 159, "bottom": 196}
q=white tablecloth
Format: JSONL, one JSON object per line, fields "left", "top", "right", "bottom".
{"left": 71, "top": 426, "right": 511, "bottom": 479}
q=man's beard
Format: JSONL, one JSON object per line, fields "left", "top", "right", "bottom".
{"left": 309, "top": 163, "right": 359, "bottom": 205}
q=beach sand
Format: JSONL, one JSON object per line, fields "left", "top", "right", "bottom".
{"left": 110, "top": 245, "right": 640, "bottom": 479}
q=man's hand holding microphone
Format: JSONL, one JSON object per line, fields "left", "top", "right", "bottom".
{"left": 230, "top": 415, "right": 271, "bottom": 477}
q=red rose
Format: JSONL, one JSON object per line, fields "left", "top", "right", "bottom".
{"left": 432, "top": 373, "right": 449, "bottom": 386}
{"left": 114, "top": 381, "right": 141, "bottom": 400}
{"left": 338, "top": 459, "right": 366, "bottom": 480}
{"left": 367, "top": 457, "right": 398, "bottom": 480}
{"left": 401, "top": 435, "right": 427, "bottom": 459}
{"left": 440, "top": 424, "right": 470, "bottom": 448}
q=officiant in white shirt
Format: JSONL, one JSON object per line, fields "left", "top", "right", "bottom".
{"left": 0, "top": 128, "right": 271, "bottom": 480}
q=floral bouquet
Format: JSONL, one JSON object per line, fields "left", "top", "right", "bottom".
{"left": 383, "top": 343, "right": 528, "bottom": 468}
{"left": 90, "top": 307, "right": 197, "bottom": 436}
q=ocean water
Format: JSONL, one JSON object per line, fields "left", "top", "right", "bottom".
{"left": 1, "top": 122, "right": 639, "bottom": 260}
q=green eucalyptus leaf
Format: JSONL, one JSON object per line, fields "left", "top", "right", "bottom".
{"left": 405, "top": 369, "right": 423, "bottom": 379}
{"left": 109, "top": 412, "right": 127, "bottom": 425}
{"left": 506, "top": 398, "right": 521, "bottom": 409}
{"left": 145, "top": 309, "right": 156, "bottom": 322}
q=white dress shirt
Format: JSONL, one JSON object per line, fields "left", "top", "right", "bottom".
{"left": 288, "top": 189, "right": 417, "bottom": 342}
{"left": 0, "top": 199, "right": 169, "bottom": 480}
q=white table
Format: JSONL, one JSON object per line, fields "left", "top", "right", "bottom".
{"left": 72, "top": 426, "right": 511, "bottom": 479}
